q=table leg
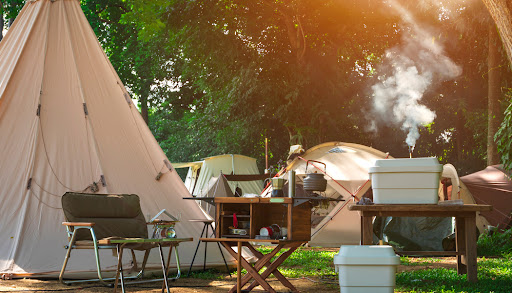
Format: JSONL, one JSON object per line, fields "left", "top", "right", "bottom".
{"left": 209, "top": 223, "right": 231, "bottom": 275}
{"left": 221, "top": 242, "right": 275, "bottom": 293}
{"left": 158, "top": 244, "right": 170, "bottom": 293}
{"left": 361, "top": 215, "right": 373, "bottom": 245}
{"left": 187, "top": 223, "right": 207, "bottom": 276}
{"left": 455, "top": 217, "right": 467, "bottom": 275}
{"left": 161, "top": 245, "right": 173, "bottom": 293}
{"left": 237, "top": 242, "right": 242, "bottom": 293}
{"left": 114, "top": 244, "right": 127, "bottom": 293}
{"left": 242, "top": 244, "right": 292, "bottom": 292}
{"left": 465, "top": 216, "right": 478, "bottom": 282}
{"left": 246, "top": 246, "right": 299, "bottom": 292}
{"left": 204, "top": 225, "right": 209, "bottom": 271}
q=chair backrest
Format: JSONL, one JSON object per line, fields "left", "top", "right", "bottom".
{"left": 62, "top": 192, "right": 148, "bottom": 241}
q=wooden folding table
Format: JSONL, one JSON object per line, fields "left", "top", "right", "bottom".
{"left": 203, "top": 197, "right": 316, "bottom": 292}
{"left": 348, "top": 204, "right": 493, "bottom": 282}
{"left": 201, "top": 238, "right": 306, "bottom": 293}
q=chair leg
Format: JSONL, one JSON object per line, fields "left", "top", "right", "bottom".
{"left": 187, "top": 223, "right": 207, "bottom": 276}
{"left": 59, "top": 231, "right": 78, "bottom": 284}
{"left": 114, "top": 244, "right": 127, "bottom": 293}
{"left": 59, "top": 228, "right": 109, "bottom": 286}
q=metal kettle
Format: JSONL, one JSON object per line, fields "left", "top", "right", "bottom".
{"left": 303, "top": 160, "right": 327, "bottom": 192}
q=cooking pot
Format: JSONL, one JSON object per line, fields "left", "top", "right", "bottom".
{"left": 303, "top": 160, "right": 327, "bottom": 192}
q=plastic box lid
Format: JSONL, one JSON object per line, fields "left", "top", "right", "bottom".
{"left": 369, "top": 157, "right": 442, "bottom": 173}
{"left": 333, "top": 245, "right": 400, "bottom": 265}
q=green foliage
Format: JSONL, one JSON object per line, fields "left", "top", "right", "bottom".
{"left": 3, "top": 0, "right": 507, "bottom": 174}
{"left": 128, "top": 0, "right": 508, "bottom": 174}
{"left": 496, "top": 89, "right": 512, "bottom": 171}
{"left": 477, "top": 227, "right": 512, "bottom": 257}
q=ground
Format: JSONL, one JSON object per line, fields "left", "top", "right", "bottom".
{"left": 0, "top": 258, "right": 457, "bottom": 293}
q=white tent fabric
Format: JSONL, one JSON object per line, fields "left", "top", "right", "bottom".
{"left": 262, "top": 142, "right": 391, "bottom": 247}
{"left": 176, "top": 154, "right": 263, "bottom": 197}
{"left": 0, "top": 0, "right": 232, "bottom": 277}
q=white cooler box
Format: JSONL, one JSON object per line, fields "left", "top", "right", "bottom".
{"left": 369, "top": 157, "right": 443, "bottom": 204}
{"left": 334, "top": 245, "right": 400, "bottom": 293}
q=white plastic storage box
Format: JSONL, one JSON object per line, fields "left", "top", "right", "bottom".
{"left": 333, "top": 245, "right": 400, "bottom": 293}
{"left": 369, "top": 157, "right": 443, "bottom": 204}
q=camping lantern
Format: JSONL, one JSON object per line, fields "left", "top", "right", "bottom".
{"left": 303, "top": 160, "right": 327, "bottom": 192}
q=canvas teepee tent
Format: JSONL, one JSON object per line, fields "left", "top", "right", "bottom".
{"left": 0, "top": 0, "right": 231, "bottom": 277}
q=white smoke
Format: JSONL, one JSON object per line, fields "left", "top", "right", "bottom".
{"left": 370, "top": 0, "right": 462, "bottom": 147}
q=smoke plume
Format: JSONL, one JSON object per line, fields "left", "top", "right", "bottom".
{"left": 369, "top": 0, "right": 462, "bottom": 147}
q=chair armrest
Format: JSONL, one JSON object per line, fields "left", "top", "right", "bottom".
{"left": 62, "top": 222, "right": 95, "bottom": 227}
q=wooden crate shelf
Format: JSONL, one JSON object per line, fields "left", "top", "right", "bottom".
{"left": 214, "top": 197, "right": 312, "bottom": 241}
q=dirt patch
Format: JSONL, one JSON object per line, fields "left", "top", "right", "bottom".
{"left": 398, "top": 257, "right": 457, "bottom": 273}
{"left": 0, "top": 276, "right": 339, "bottom": 293}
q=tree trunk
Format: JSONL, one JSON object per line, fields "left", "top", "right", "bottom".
{"left": 0, "top": 12, "right": 4, "bottom": 42}
{"left": 140, "top": 95, "right": 149, "bottom": 125}
{"left": 0, "top": 0, "right": 4, "bottom": 42}
{"left": 487, "top": 24, "right": 502, "bottom": 166}
{"left": 482, "top": 0, "right": 512, "bottom": 68}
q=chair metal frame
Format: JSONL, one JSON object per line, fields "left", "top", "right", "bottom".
{"left": 59, "top": 222, "right": 189, "bottom": 293}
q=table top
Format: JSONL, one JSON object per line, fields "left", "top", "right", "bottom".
{"left": 188, "top": 219, "right": 215, "bottom": 223}
{"left": 348, "top": 204, "right": 493, "bottom": 212}
{"left": 200, "top": 237, "right": 307, "bottom": 244}
{"left": 184, "top": 196, "right": 340, "bottom": 204}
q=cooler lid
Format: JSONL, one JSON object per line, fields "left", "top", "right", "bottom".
{"left": 333, "top": 245, "right": 400, "bottom": 265}
{"left": 369, "top": 157, "right": 442, "bottom": 173}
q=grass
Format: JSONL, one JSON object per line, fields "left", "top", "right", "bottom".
{"left": 187, "top": 229, "right": 512, "bottom": 292}
{"left": 395, "top": 255, "right": 512, "bottom": 293}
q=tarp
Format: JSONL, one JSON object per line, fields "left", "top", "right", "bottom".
{"left": 0, "top": 0, "right": 232, "bottom": 277}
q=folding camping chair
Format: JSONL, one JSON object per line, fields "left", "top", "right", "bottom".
{"left": 58, "top": 192, "right": 192, "bottom": 293}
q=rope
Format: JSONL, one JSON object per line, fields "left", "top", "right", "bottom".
{"left": 37, "top": 120, "right": 78, "bottom": 191}
{"left": 34, "top": 5, "right": 78, "bottom": 192}
{"left": 28, "top": 188, "right": 62, "bottom": 210}
{"left": 31, "top": 179, "right": 65, "bottom": 197}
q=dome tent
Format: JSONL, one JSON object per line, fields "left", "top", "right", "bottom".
{"left": 459, "top": 165, "right": 512, "bottom": 231}
{"left": 262, "top": 142, "right": 391, "bottom": 247}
